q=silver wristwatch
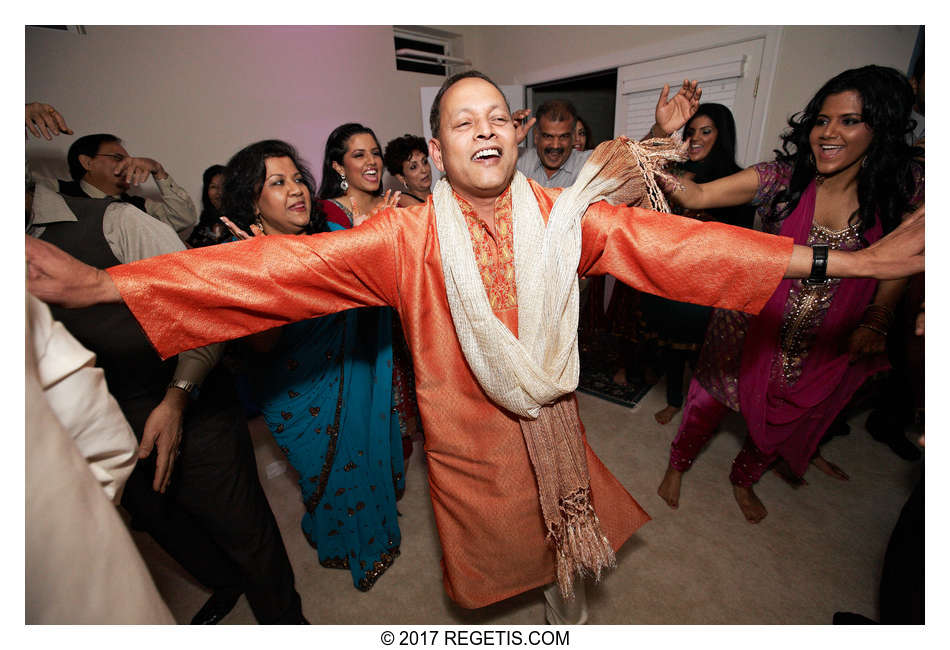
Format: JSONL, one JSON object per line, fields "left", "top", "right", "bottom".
{"left": 168, "top": 378, "right": 199, "bottom": 397}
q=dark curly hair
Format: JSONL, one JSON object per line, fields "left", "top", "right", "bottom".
{"left": 383, "top": 134, "right": 428, "bottom": 177}
{"left": 678, "top": 103, "right": 742, "bottom": 183}
{"left": 767, "top": 65, "right": 923, "bottom": 235}
{"left": 316, "top": 123, "right": 384, "bottom": 200}
{"left": 196, "top": 164, "right": 226, "bottom": 229}
{"left": 222, "top": 139, "right": 327, "bottom": 235}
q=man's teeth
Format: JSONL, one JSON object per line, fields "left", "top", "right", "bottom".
{"left": 473, "top": 149, "right": 500, "bottom": 160}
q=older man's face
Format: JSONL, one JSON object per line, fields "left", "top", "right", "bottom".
{"left": 429, "top": 78, "right": 518, "bottom": 203}
{"left": 82, "top": 140, "right": 131, "bottom": 195}
{"left": 533, "top": 116, "right": 575, "bottom": 171}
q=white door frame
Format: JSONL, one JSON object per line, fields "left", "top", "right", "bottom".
{"left": 512, "top": 26, "right": 784, "bottom": 162}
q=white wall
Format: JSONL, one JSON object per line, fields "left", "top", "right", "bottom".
{"left": 26, "top": 25, "right": 448, "bottom": 203}
{"left": 445, "top": 25, "right": 919, "bottom": 162}
{"left": 761, "top": 26, "right": 918, "bottom": 155}
{"left": 26, "top": 25, "right": 920, "bottom": 205}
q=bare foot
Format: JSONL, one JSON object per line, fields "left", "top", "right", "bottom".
{"left": 654, "top": 405, "right": 681, "bottom": 425}
{"left": 772, "top": 458, "right": 808, "bottom": 487}
{"left": 613, "top": 368, "right": 628, "bottom": 385}
{"left": 732, "top": 484, "right": 768, "bottom": 523}
{"left": 657, "top": 464, "right": 683, "bottom": 509}
{"left": 811, "top": 454, "right": 850, "bottom": 481}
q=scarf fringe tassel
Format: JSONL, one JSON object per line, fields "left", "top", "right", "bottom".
{"left": 548, "top": 488, "right": 617, "bottom": 600}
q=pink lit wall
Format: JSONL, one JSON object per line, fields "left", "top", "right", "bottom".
{"left": 26, "top": 25, "right": 448, "bottom": 205}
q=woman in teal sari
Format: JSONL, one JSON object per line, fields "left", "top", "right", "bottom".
{"left": 221, "top": 139, "right": 404, "bottom": 590}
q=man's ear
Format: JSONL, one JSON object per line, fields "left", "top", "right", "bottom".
{"left": 429, "top": 138, "right": 445, "bottom": 174}
{"left": 533, "top": 127, "right": 541, "bottom": 147}
{"left": 78, "top": 154, "right": 93, "bottom": 173}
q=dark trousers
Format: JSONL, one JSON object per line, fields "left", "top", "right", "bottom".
{"left": 879, "top": 471, "right": 924, "bottom": 624}
{"left": 661, "top": 347, "right": 701, "bottom": 408}
{"left": 120, "top": 371, "right": 302, "bottom": 623}
{"left": 868, "top": 274, "right": 925, "bottom": 432}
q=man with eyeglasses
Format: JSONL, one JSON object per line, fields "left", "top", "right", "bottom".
{"left": 57, "top": 133, "right": 197, "bottom": 234}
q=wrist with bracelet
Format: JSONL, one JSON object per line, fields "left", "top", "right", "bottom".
{"left": 168, "top": 378, "right": 200, "bottom": 400}
{"left": 650, "top": 124, "right": 669, "bottom": 139}
{"left": 857, "top": 304, "right": 894, "bottom": 337}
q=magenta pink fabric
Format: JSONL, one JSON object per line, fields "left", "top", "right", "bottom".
{"left": 670, "top": 378, "right": 729, "bottom": 472}
{"left": 737, "top": 180, "right": 887, "bottom": 476}
{"left": 671, "top": 378, "right": 777, "bottom": 486}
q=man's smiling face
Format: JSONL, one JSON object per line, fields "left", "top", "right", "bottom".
{"left": 429, "top": 77, "right": 518, "bottom": 203}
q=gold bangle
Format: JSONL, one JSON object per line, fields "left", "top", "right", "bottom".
{"left": 857, "top": 323, "right": 888, "bottom": 337}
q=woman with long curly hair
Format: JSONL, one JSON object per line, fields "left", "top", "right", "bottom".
{"left": 656, "top": 66, "right": 924, "bottom": 523}
{"left": 222, "top": 139, "right": 405, "bottom": 590}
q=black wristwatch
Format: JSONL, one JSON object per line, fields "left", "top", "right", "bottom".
{"left": 803, "top": 244, "right": 829, "bottom": 285}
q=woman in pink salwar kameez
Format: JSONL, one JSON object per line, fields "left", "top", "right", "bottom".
{"left": 656, "top": 65, "right": 924, "bottom": 523}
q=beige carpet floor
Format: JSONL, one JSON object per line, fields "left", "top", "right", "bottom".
{"left": 131, "top": 380, "right": 922, "bottom": 625}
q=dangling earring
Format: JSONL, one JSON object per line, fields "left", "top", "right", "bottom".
{"left": 402, "top": 179, "right": 408, "bottom": 190}
{"left": 861, "top": 156, "right": 868, "bottom": 168}
{"left": 809, "top": 152, "right": 824, "bottom": 184}
{"left": 339, "top": 172, "right": 349, "bottom": 192}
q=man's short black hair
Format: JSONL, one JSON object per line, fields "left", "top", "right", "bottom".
{"left": 67, "top": 133, "right": 121, "bottom": 181}
{"left": 534, "top": 99, "right": 578, "bottom": 126}
{"left": 429, "top": 70, "right": 510, "bottom": 139}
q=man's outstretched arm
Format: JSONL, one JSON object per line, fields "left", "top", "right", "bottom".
{"left": 784, "top": 205, "right": 925, "bottom": 281}
{"left": 27, "top": 236, "right": 121, "bottom": 307}
{"left": 578, "top": 202, "right": 924, "bottom": 315}
{"left": 27, "top": 212, "right": 401, "bottom": 358}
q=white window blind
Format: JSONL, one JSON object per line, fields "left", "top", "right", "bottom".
{"left": 614, "top": 38, "right": 765, "bottom": 165}
{"left": 625, "top": 77, "right": 738, "bottom": 139}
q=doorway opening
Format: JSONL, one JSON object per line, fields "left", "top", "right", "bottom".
{"left": 526, "top": 69, "right": 617, "bottom": 149}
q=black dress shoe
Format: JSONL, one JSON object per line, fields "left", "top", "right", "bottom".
{"left": 866, "top": 411, "right": 922, "bottom": 461}
{"left": 190, "top": 588, "right": 243, "bottom": 625}
{"left": 833, "top": 611, "right": 876, "bottom": 625}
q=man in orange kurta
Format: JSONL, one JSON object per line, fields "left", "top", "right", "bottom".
{"left": 26, "top": 72, "right": 921, "bottom": 615}
{"left": 103, "top": 178, "right": 790, "bottom": 609}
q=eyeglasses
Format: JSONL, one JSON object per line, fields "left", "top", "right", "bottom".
{"left": 94, "top": 153, "right": 127, "bottom": 163}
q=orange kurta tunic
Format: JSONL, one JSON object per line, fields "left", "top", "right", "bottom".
{"left": 108, "top": 180, "right": 792, "bottom": 608}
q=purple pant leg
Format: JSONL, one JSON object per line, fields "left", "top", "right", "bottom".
{"left": 729, "top": 436, "right": 778, "bottom": 487}
{"left": 669, "top": 378, "right": 730, "bottom": 471}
